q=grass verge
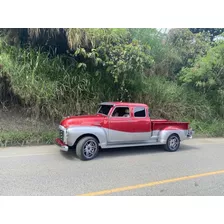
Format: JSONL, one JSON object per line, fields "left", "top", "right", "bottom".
{"left": 0, "top": 130, "right": 57, "bottom": 147}
{"left": 190, "top": 120, "right": 224, "bottom": 138}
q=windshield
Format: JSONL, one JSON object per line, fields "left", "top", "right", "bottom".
{"left": 97, "top": 105, "right": 113, "bottom": 116}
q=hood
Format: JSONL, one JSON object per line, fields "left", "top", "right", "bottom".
{"left": 60, "top": 114, "right": 106, "bottom": 128}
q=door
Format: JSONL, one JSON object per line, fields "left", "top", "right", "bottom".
{"left": 108, "top": 106, "right": 133, "bottom": 143}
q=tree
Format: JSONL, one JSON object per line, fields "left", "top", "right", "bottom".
{"left": 128, "top": 28, "right": 170, "bottom": 76}
{"left": 0, "top": 28, "right": 68, "bottom": 55}
{"left": 72, "top": 30, "right": 154, "bottom": 101}
{"left": 189, "top": 28, "right": 224, "bottom": 41}
{"left": 179, "top": 41, "right": 224, "bottom": 117}
{"left": 165, "top": 28, "right": 210, "bottom": 78}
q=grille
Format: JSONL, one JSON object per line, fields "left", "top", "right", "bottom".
{"left": 59, "top": 130, "right": 64, "bottom": 141}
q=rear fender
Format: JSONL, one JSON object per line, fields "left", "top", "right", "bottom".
{"left": 158, "top": 126, "right": 187, "bottom": 144}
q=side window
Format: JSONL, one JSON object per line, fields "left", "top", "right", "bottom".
{"left": 112, "top": 107, "right": 130, "bottom": 117}
{"left": 134, "top": 107, "right": 146, "bottom": 117}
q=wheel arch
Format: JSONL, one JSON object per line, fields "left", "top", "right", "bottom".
{"left": 169, "top": 133, "right": 180, "bottom": 140}
{"left": 158, "top": 128, "right": 182, "bottom": 144}
{"left": 74, "top": 134, "right": 100, "bottom": 148}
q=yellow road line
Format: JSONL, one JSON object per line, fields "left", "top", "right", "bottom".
{"left": 78, "top": 169, "right": 224, "bottom": 196}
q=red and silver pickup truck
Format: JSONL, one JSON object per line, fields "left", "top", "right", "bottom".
{"left": 56, "top": 102, "right": 193, "bottom": 160}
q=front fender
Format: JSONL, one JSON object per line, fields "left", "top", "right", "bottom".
{"left": 158, "top": 127, "right": 188, "bottom": 144}
{"left": 66, "top": 126, "right": 107, "bottom": 147}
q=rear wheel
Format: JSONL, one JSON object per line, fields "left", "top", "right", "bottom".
{"left": 76, "top": 136, "right": 99, "bottom": 161}
{"left": 164, "top": 134, "right": 180, "bottom": 152}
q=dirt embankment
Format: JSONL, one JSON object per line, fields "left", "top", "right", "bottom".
{"left": 0, "top": 64, "right": 57, "bottom": 134}
{"left": 0, "top": 106, "right": 56, "bottom": 132}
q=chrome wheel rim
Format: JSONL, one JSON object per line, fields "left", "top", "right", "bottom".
{"left": 83, "top": 140, "right": 97, "bottom": 159}
{"left": 168, "top": 136, "right": 179, "bottom": 150}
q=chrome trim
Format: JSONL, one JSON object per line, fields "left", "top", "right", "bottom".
{"left": 99, "top": 102, "right": 115, "bottom": 106}
{"left": 187, "top": 129, "right": 194, "bottom": 139}
{"left": 59, "top": 125, "right": 68, "bottom": 144}
{"left": 60, "top": 145, "right": 69, "bottom": 152}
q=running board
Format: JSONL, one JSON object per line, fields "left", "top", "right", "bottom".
{"left": 100, "top": 141, "right": 164, "bottom": 149}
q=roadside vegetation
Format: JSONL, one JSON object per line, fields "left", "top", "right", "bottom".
{"left": 0, "top": 28, "right": 224, "bottom": 146}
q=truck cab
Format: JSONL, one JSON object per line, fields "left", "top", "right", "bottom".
{"left": 97, "top": 102, "right": 151, "bottom": 143}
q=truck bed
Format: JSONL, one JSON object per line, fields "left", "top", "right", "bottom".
{"left": 151, "top": 119, "right": 189, "bottom": 131}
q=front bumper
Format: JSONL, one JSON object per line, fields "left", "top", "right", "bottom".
{"left": 55, "top": 138, "right": 69, "bottom": 152}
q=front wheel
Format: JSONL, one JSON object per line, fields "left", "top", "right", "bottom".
{"left": 164, "top": 134, "right": 180, "bottom": 152}
{"left": 76, "top": 136, "right": 99, "bottom": 161}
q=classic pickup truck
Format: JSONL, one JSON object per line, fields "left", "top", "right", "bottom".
{"left": 56, "top": 102, "right": 193, "bottom": 160}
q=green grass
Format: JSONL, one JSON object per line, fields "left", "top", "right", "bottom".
{"left": 0, "top": 39, "right": 101, "bottom": 120}
{"left": 190, "top": 120, "right": 224, "bottom": 138}
{"left": 0, "top": 130, "right": 57, "bottom": 147}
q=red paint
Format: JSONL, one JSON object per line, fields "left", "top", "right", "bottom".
{"left": 109, "top": 117, "right": 134, "bottom": 133}
{"left": 152, "top": 120, "right": 189, "bottom": 131}
{"left": 56, "top": 138, "right": 66, "bottom": 146}
{"left": 59, "top": 103, "right": 189, "bottom": 132}
{"left": 60, "top": 114, "right": 105, "bottom": 128}
{"left": 131, "top": 117, "right": 151, "bottom": 132}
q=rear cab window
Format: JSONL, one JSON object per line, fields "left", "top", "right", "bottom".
{"left": 134, "top": 106, "right": 146, "bottom": 117}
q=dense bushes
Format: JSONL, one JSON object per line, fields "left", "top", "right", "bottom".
{"left": 139, "top": 76, "right": 215, "bottom": 120}
{"left": 179, "top": 41, "right": 224, "bottom": 117}
{"left": 0, "top": 33, "right": 153, "bottom": 120}
{"left": 0, "top": 28, "right": 224, "bottom": 138}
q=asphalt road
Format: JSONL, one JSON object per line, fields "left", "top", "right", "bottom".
{"left": 1, "top": 138, "right": 224, "bottom": 196}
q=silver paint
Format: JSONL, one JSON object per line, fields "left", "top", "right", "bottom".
{"left": 158, "top": 129, "right": 190, "bottom": 144}
{"left": 58, "top": 124, "right": 193, "bottom": 150}
{"left": 66, "top": 126, "right": 108, "bottom": 147}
